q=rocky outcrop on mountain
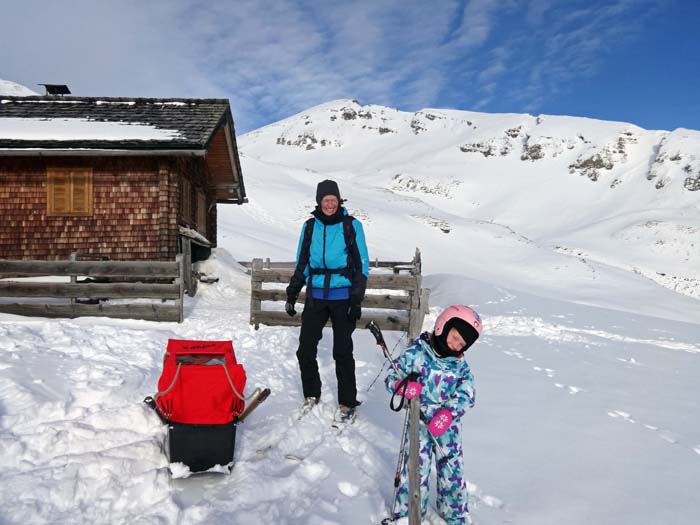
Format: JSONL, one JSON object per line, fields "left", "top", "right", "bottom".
{"left": 247, "top": 99, "right": 700, "bottom": 194}
{"left": 391, "top": 174, "right": 461, "bottom": 198}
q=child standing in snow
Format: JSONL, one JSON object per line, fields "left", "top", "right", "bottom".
{"left": 384, "top": 305, "right": 482, "bottom": 525}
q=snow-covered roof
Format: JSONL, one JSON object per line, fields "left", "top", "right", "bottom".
{"left": 0, "top": 96, "right": 232, "bottom": 152}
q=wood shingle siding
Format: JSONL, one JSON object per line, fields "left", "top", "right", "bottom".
{"left": 0, "top": 157, "right": 179, "bottom": 260}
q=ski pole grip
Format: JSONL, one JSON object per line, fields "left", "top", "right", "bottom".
{"left": 365, "top": 320, "right": 385, "bottom": 346}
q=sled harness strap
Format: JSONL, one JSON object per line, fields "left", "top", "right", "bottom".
{"left": 153, "top": 363, "right": 182, "bottom": 400}
{"left": 222, "top": 364, "right": 261, "bottom": 401}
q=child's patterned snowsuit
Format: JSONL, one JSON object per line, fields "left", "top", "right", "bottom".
{"left": 384, "top": 334, "right": 475, "bottom": 525}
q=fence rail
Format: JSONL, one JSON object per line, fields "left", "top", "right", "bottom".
{"left": 0, "top": 256, "right": 184, "bottom": 322}
{"left": 246, "top": 248, "right": 429, "bottom": 338}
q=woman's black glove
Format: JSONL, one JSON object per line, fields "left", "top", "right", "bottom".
{"left": 347, "top": 298, "right": 361, "bottom": 321}
{"left": 285, "top": 297, "right": 297, "bottom": 317}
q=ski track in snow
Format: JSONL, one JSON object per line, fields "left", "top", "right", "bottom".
{"left": 491, "top": 314, "right": 700, "bottom": 467}
{"left": 489, "top": 315, "right": 700, "bottom": 354}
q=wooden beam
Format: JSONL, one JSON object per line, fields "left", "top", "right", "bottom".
{"left": 0, "top": 260, "right": 179, "bottom": 279}
{"left": 252, "top": 289, "right": 411, "bottom": 309}
{"left": 0, "top": 282, "right": 180, "bottom": 299}
{"left": 252, "top": 268, "right": 418, "bottom": 291}
{"left": 251, "top": 310, "right": 408, "bottom": 332}
{"left": 0, "top": 303, "right": 180, "bottom": 322}
{"left": 240, "top": 260, "right": 416, "bottom": 270}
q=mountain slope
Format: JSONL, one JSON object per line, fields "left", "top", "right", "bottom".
{"left": 230, "top": 100, "right": 700, "bottom": 313}
{"left": 0, "top": 78, "right": 38, "bottom": 96}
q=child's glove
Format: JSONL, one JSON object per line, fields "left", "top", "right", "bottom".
{"left": 428, "top": 409, "right": 453, "bottom": 436}
{"left": 394, "top": 378, "right": 422, "bottom": 399}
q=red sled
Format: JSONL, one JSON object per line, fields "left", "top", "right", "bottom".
{"left": 149, "top": 339, "right": 247, "bottom": 474}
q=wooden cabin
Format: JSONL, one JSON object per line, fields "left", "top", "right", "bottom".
{"left": 0, "top": 96, "right": 247, "bottom": 262}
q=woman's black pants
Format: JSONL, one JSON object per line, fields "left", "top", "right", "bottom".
{"left": 296, "top": 297, "right": 359, "bottom": 408}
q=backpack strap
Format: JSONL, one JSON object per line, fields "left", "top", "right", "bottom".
{"left": 343, "top": 215, "right": 366, "bottom": 302}
{"left": 286, "top": 218, "right": 315, "bottom": 300}
{"left": 343, "top": 215, "right": 360, "bottom": 273}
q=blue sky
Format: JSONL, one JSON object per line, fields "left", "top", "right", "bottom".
{"left": 1, "top": 0, "right": 698, "bottom": 133}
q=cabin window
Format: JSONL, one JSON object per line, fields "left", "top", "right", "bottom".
{"left": 196, "top": 190, "right": 207, "bottom": 232}
{"left": 180, "top": 177, "right": 192, "bottom": 222}
{"left": 47, "top": 168, "right": 93, "bottom": 216}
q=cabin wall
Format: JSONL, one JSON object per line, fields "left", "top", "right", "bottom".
{"left": 0, "top": 157, "right": 180, "bottom": 261}
{"left": 176, "top": 157, "right": 217, "bottom": 247}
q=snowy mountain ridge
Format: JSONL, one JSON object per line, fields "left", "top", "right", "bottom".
{"left": 243, "top": 98, "right": 700, "bottom": 194}
{"left": 234, "top": 99, "right": 700, "bottom": 310}
{"left": 0, "top": 78, "right": 38, "bottom": 96}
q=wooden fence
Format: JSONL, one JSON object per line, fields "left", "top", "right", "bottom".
{"left": 245, "top": 249, "right": 430, "bottom": 338}
{"left": 0, "top": 256, "right": 184, "bottom": 322}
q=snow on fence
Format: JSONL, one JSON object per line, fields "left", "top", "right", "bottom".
{"left": 244, "top": 249, "right": 430, "bottom": 338}
{"left": 0, "top": 255, "right": 184, "bottom": 322}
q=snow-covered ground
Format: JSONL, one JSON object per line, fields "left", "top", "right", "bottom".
{"left": 1, "top": 100, "right": 700, "bottom": 524}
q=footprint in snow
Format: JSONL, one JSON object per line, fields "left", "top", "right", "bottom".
{"left": 466, "top": 480, "right": 504, "bottom": 509}
{"left": 337, "top": 481, "right": 360, "bottom": 497}
{"left": 554, "top": 383, "right": 584, "bottom": 395}
{"left": 607, "top": 410, "right": 689, "bottom": 450}
{"left": 298, "top": 461, "right": 331, "bottom": 482}
{"left": 533, "top": 366, "right": 555, "bottom": 378}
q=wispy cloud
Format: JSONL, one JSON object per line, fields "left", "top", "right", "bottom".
{"left": 1, "top": 0, "right": 671, "bottom": 131}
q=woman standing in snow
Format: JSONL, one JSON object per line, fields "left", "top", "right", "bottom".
{"left": 286, "top": 179, "right": 370, "bottom": 423}
{"left": 385, "top": 305, "right": 482, "bottom": 525}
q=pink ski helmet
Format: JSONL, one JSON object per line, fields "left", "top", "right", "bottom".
{"left": 433, "top": 305, "right": 482, "bottom": 356}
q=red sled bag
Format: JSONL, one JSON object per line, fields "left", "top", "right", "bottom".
{"left": 154, "top": 339, "right": 246, "bottom": 424}
{"left": 149, "top": 339, "right": 247, "bottom": 474}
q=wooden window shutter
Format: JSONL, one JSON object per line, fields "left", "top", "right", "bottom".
{"left": 49, "top": 173, "right": 70, "bottom": 214}
{"left": 47, "top": 168, "right": 93, "bottom": 216}
{"left": 71, "top": 171, "right": 92, "bottom": 214}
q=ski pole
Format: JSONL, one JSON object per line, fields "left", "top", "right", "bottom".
{"left": 366, "top": 320, "right": 401, "bottom": 375}
{"left": 389, "top": 406, "right": 410, "bottom": 519}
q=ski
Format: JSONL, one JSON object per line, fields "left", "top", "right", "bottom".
{"left": 297, "top": 396, "right": 320, "bottom": 420}
{"left": 254, "top": 397, "right": 320, "bottom": 459}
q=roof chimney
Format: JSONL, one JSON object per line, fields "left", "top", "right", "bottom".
{"left": 38, "top": 84, "right": 71, "bottom": 96}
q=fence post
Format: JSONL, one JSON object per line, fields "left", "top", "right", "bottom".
{"left": 176, "top": 254, "right": 184, "bottom": 323}
{"left": 408, "top": 399, "right": 421, "bottom": 525}
{"left": 69, "top": 252, "right": 78, "bottom": 304}
{"left": 250, "top": 258, "right": 263, "bottom": 330}
{"left": 182, "top": 237, "right": 197, "bottom": 297}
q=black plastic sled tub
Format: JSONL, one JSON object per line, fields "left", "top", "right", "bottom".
{"left": 166, "top": 421, "right": 237, "bottom": 474}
